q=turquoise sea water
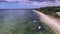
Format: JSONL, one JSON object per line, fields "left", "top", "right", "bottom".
{"left": 0, "top": 10, "right": 41, "bottom": 34}
{"left": 0, "top": 10, "right": 55, "bottom": 34}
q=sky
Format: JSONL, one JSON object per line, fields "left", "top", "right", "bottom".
{"left": 0, "top": 0, "right": 60, "bottom": 9}
{"left": 0, "top": 2, "right": 40, "bottom": 9}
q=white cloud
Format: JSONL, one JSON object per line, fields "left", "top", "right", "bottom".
{"left": 3, "top": 0, "right": 60, "bottom": 8}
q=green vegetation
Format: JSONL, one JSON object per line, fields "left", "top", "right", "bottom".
{"left": 36, "top": 6, "right": 60, "bottom": 18}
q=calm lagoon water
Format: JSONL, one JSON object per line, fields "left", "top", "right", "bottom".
{"left": 0, "top": 10, "right": 54, "bottom": 34}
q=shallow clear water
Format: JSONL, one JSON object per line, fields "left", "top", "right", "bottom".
{"left": 0, "top": 10, "right": 55, "bottom": 34}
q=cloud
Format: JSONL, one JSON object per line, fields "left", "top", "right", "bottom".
{"left": 1, "top": 0, "right": 60, "bottom": 8}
